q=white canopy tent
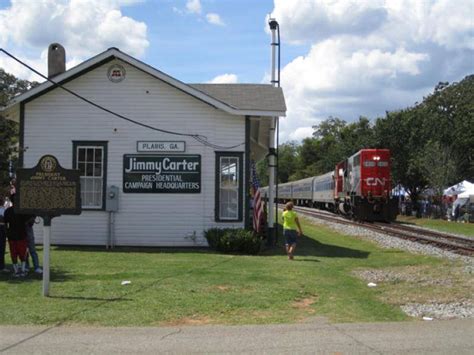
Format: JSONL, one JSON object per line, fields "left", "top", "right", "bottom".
{"left": 458, "top": 185, "right": 474, "bottom": 198}
{"left": 443, "top": 180, "right": 474, "bottom": 196}
{"left": 446, "top": 181, "right": 474, "bottom": 219}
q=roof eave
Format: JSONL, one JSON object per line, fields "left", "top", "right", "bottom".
{"left": 1, "top": 104, "right": 19, "bottom": 122}
{"left": 3, "top": 48, "right": 287, "bottom": 118}
{"left": 236, "top": 110, "right": 286, "bottom": 117}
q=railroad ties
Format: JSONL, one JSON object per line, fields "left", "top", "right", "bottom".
{"left": 290, "top": 205, "right": 474, "bottom": 256}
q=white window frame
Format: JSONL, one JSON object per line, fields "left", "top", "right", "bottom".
{"left": 219, "top": 156, "right": 239, "bottom": 220}
{"left": 215, "top": 152, "right": 243, "bottom": 222}
{"left": 73, "top": 142, "right": 107, "bottom": 210}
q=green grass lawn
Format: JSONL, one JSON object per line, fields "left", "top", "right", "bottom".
{"left": 397, "top": 215, "right": 474, "bottom": 237}
{"left": 0, "top": 216, "right": 469, "bottom": 327}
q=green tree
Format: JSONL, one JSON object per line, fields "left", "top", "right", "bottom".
{"left": 341, "top": 116, "right": 376, "bottom": 153}
{"left": 374, "top": 108, "right": 429, "bottom": 202}
{"left": 292, "top": 137, "right": 323, "bottom": 180}
{"left": 0, "top": 68, "right": 38, "bottom": 191}
{"left": 421, "top": 76, "right": 474, "bottom": 182}
{"left": 276, "top": 141, "right": 298, "bottom": 183}
{"left": 301, "top": 116, "right": 376, "bottom": 177}
{"left": 374, "top": 75, "right": 474, "bottom": 203}
{"left": 414, "top": 140, "right": 457, "bottom": 196}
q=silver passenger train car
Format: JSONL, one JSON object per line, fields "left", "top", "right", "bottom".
{"left": 259, "top": 172, "right": 334, "bottom": 209}
{"left": 258, "top": 149, "right": 398, "bottom": 222}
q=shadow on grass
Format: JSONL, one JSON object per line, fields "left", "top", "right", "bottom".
{"left": 48, "top": 295, "right": 131, "bottom": 302}
{"left": 53, "top": 245, "right": 212, "bottom": 254}
{"left": 0, "top": 268, "right": 74, "bottom": 284}
{"left": 260, "top": 224, "right": 370, "bottom": 259}
{"left": 0, "top": 254, "right": 240, "bottom": 353}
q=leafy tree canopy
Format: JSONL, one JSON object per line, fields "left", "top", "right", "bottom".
{"left": 259, "top": 74, "right": 473, "bottom": 205}
{"left": 0, "top": 68, "right": 38, "bottom": 192}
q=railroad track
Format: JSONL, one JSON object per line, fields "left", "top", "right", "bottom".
{"left": 289, "top": 205, "right": 474, "bottom": 256}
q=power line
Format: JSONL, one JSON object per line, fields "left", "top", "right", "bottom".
{"left": 0, "top": 48, "right": 244, "bottom": 150}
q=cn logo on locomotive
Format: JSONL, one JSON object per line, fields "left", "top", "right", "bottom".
{"left": 366, "top": 177, "right": 386, "bottom": 186}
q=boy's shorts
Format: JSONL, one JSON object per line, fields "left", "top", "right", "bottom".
{"left": 284, "top": 229, "right": 297, "bottom": 245}
{"left": 8, "top": 240, "right": 28, "bottom": 261}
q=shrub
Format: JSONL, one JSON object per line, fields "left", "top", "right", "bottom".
{"left": 204, "top": 228, "right": 262, "bottom": 255}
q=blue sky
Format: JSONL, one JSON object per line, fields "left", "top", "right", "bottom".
{"left": 1, "top": 0, "right": 473, "bottom": 142}
{"left": 120, "top": 0, "right": 307, "bottom": 83}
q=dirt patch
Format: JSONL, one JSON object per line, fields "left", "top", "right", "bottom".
{"left": 293, "top": 296, "right": 318, "bottom": 312}
{"left": 215, "top": 285, "right": 231, "bottom": 292}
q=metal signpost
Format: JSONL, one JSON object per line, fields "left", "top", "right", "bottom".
{"left": 16, "top": 155, "right": 81, "bottom": 297}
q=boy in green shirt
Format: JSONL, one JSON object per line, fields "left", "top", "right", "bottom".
{"left": 282, "top": 202, "right": 303, "bottom": 260}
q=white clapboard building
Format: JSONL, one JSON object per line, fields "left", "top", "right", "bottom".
{"left": 2, "top": 45, "right": 286, "bottom": 246}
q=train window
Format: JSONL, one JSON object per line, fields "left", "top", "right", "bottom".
{"left": 377, "top": 161, "right": 388, "bottom": 167}
{"left": 363, "top": 161, "right": 376, "bottom": 167}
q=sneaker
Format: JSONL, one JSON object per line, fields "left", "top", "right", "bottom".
{"left": 34, "top": 267, "right": 43, "bottom": 274}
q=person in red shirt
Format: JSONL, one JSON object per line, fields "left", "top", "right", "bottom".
{"left": 4, "top": 194, "right": 31, "bottom": 277}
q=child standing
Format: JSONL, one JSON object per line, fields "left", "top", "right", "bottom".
{"left": 4, "top": 194, "right": 30, "bottom": 277}
{"left": 282, "top": 202, "right": 303, "bottom": 260}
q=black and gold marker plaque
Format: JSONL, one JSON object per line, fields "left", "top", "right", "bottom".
{"left": 16, "top": 155, "right": 81, "bottom": 216}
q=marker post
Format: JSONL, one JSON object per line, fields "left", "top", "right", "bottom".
{"left": 42, "top": 215, "right": 52, "bottom": 297}
{"left": 15, "top": 155, "right": 81, "bottom": 297}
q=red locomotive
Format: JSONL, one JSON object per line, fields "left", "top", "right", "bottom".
{"left": 263, "top": 148, "right": 398, "bottom": 222}
{"left": 334, "top": 149, "right": 398, "bottom": 221}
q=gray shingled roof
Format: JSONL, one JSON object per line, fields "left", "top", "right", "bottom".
{"left": 189, "top": 84, "right": 286, "bottom": 113}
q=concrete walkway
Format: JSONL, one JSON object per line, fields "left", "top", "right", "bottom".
{"left": 1, "top": 319, "right": 473, "bottom": 354}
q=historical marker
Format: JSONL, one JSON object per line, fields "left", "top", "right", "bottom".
{"left": 16, "top": 155, "right": 81, "bottom": 297}
{"left": 16, "top": 155, "right": 81, "bottom": 216}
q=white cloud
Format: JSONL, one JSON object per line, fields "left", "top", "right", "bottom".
{"left": 182, "top": 1, "right": 224, "bottom": 27}
{"left": 172, "top": 6, "right": 183, "bottom": 15}
{"left": 288, "top": 126, "right": 314, "bottom": 141}
{"left": 271, "top": 0, "right": 474, "bottom": 142}
{"left": 269, "top": 0, "right": 387, "bottom": 44}
{"left": 208, "top": 73, "right": 238, "bottom": 84}
{"left": 0, "top": 0, "right": 149, "bottom": 80}
{"left": 206, "top": 13, "right": 225, "bottom": 26}
{"left": 186, "top": 0, "right": 202, "bottom": 14}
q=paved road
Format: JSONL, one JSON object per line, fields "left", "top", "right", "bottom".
{"left": 1, "top": 318, "right": 473, "bottom": 354}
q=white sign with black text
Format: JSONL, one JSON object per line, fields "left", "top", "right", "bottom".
{"left": 137, "top": 141, "right": 186, "bottom": 152}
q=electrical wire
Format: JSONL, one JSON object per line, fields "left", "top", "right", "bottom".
{"left": 0, "top": 48, "right": 244, "bottom": 150}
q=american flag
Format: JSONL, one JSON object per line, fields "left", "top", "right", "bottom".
{"left": 251, "top": 160, "right": 263, "bottom": 233}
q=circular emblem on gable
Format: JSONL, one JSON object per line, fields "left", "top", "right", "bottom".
{"left": 107, "top": 64, "right": 126, "bottom": 83}
{"left": 40, "top": 155, "right": 57, "bottom": 172}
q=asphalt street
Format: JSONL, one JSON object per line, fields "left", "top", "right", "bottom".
{"left": 1, "top": 318, "right": 473, "bottom": 354}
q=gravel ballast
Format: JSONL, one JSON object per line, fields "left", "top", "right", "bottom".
{"left": 302, "top": 213, "right": 474, "bottom": 320}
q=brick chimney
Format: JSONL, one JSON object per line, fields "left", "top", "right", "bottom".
{"left": 48, "top": 43, "right": 66, "bottom": 78}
